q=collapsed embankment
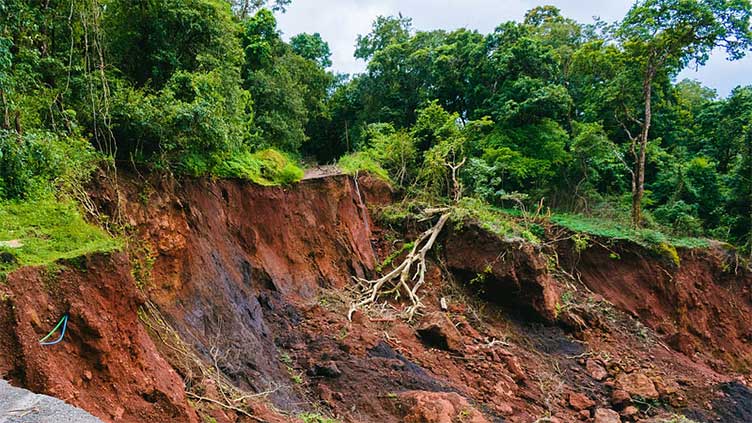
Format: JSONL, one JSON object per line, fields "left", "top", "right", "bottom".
{"left": 1, "top": 172, "right": 751, "bottom": 422}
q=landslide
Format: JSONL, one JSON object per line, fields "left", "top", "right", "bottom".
{"left": 2, "top": 171, "right": 751, "bottom": 423}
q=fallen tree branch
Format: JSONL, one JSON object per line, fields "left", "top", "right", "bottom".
{"left": 349, "top": 211, "right": 452, "bottom": 321}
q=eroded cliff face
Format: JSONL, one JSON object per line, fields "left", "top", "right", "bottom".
{"left": 0, "top": 253, "right": 198, "bottom": 422}
{"left": 100, "top": 174, "right": 379, "bottom": 411}
{"left": 2, "top": 173, "right": 751, "bottom": 423}
{"left": 557, "top": 240, "right": 752, "bottom": 372}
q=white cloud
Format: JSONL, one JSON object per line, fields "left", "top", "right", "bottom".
{"left": 276, "top": 0, "right": 751, "bottom": 96}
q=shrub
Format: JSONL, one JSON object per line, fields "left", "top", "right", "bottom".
{"left": 337, "top": 152, "right": 391, "bottom": 182}
{"left": 213, "top": 149, "right": 303, "bottom": 185}
{"left": 0, "top": 130, "right": 99, "bottom": 201}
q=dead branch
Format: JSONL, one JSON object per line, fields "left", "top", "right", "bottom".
{"left": 349, "top": 212, "right": 451, "bottom": 321}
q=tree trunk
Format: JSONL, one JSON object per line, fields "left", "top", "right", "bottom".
{"left": 632, "top": 69, "right": 654, "bottom": 228}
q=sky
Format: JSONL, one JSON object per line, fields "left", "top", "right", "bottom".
{"left": 275, "top": 0, "right": 752, "bottom": 98}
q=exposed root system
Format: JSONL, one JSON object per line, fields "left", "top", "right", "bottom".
{"left": 349, "top": 210, "right": 451, "bottom": 321}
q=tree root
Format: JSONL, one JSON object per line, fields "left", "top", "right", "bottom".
{"left": 349, "top": 210, "right": 451, "bottom": 321}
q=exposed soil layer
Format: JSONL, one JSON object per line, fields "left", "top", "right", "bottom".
{"left": 0, "top": 253, "right": 197, "bottom": 423}
{"left": 557, "top": 238, "right": 752, "bottom": 372}
{"left": 92, "top": 173, "right": 379, "bottom": 413}
{"left": 2, "top": 172, "right": 751, "bottom": 423}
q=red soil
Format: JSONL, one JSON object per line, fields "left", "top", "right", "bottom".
{"left": 0, "top": 253, "right": 197, "bottom": 422}
{"left": 2, "top": 172, "right": 751, "bottom": 423}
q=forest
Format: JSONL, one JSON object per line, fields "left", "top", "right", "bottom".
{"left": 1, "top": 0, "right": 751, "bottom": 255}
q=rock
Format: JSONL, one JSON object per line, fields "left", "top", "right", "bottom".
{"left": 83, "top": 370, "right": 93, "bottom": 381}
{"left": 0, "top": 380, "right": 103, "bottom": 423}
{"left": 501, "top": 353, "right": 526, "bottom": 382}
{"left": 653, "top": 377, "right": 676, "bottom": 396}
{"left": 310, "top": 361, "right": 341, "bottom": 378}
{"left": 665, "top": 332, "right": 696, "bottom": 355}
{"left": 0, "top": 251, "right": 17, "bottom": 264}
{"left": 569, "top": 392, "right": 596, "bottom": 411}
{"left": 350, "top": 309, "right": 365, "bottom": 325}
{"left": 417, "top": 312, "right": 463, "bottom": 352}
{"left": 579, "top": 409, "right": 592, "bottom": 420}
{"left": 586, "top": 359, "right": 609, "bottom": 381}
{"left": 611, "top": 389, "right": 631, "bottom": 407}
{"left": 398, "top": 390, "right": 489, "bottom": 423}
{"left": 0, "top": 239, "right": 23, "bottom": 248}
{"left": 621, "top": 405, "right": 639, "bottom": 417}
{"left": 594, "top": 408, "right": 621, "bottom": 423}
{"left": 615, "top": 372, "right": 659, "bottom": 400}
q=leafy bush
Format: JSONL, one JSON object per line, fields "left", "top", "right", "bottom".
{"left": 0, "top": 130, "right": 99, "bottom": 201}
{"left": 653, "top": 201, "right": 703, "bottom": 236}
{"left": 110, "top": 69, "right": 252, "bottom": 164}
{"left": 213, "top": 149, "right": 303, "bottom": 185}
{"left": 337, "top": 152, "right": 391, "bottom": 182}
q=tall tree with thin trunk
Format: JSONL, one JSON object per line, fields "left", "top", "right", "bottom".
{"left": 616, "top": 0, "right": 752, "bottom": 227}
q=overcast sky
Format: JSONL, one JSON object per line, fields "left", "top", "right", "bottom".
{"left": 276, "top": 0, "right": 752, "bottom": 98}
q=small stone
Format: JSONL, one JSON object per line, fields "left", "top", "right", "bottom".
{"left": 569, "top": 392, "right": 596, "bottom": 411}
{"left": 615, "top": 372, "right": 659, "bottom": 400}
{"left": 311, "top": 361, "right": 341, "bottom": 378}
{"left": 621, "top": 405, "right": 639, "bottom": 417}
{"left": 0, "top": 251, "right": 17, "bottom": 264}
{"left": 594, "top": 408, "right": 621, "bottom": 423}
{"left": 579, "top": 409, "right": 591, "bottom": 420}
{"left": 587, "top": 359, "right": 609, "bottom": 381}
{"left": 611, "top": 389, "right": 631, "bottom": 407}
{"left": 83, "top": 370, "right": 93, "bottom": 381}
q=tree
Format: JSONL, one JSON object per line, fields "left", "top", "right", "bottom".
{"left": 616, "top": 0, "right": 752, "bottom": 227}
{"left": 290, "top": 33, "right": 332, "bottom": 68}
{"left": 241, "top": 9, "right": 335, "bottom": 152}
{"left": 354, "top": 14, "right": 413, "bottom": 60}
{"left": 228, "top": 0, "right": 291, "bottom": 18}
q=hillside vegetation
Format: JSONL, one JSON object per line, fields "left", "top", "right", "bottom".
{"left": 0, "top": 0, "right": 751, "bottom": 258}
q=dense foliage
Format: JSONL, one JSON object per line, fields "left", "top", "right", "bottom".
{"left": 0, "top": 0, "right": 751, "bottom": 253}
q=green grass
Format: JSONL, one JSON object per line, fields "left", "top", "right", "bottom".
{"left": 0, "top": 199, "right": 120, "bottom": 274}
{"left": 550, "top": 213, "right": 710, "bottom": 249}
{"left": 453, "top": 198, "right": 540, "bottom": 243}
{"left": 213, "top": 149, "right": 304, "bottom": 186}
{"left": 337, "top": 152, "right": 391, "bottom": 182}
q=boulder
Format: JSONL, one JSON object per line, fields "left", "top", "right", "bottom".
{"left": 417, "top": 312, "right": 463, "bottom": 352}
{"left": 586, "top": 359, "right": 609, "bottom": 381}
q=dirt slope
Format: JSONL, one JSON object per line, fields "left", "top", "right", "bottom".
{"left": 0, "top": 253, "right": 197, "bottom": 422}
{"left": 1, "top": 172, "right": 750, "bottom": 423}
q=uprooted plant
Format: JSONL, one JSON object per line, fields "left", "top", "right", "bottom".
{"left": 348, "top": 208, "right": 451, "bottom": 321}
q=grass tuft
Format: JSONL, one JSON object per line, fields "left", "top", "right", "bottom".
{"left": 549, "top": 213, "right": 710, "bottom": 249}
{"left": 0, "top": 199, "right": 120, "bottom": 275}
{"left": 337, "top": 152, "right": 391, "bottom": 182}
{"left": 213, "top": 149, "right": 304, "bottom": 186}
